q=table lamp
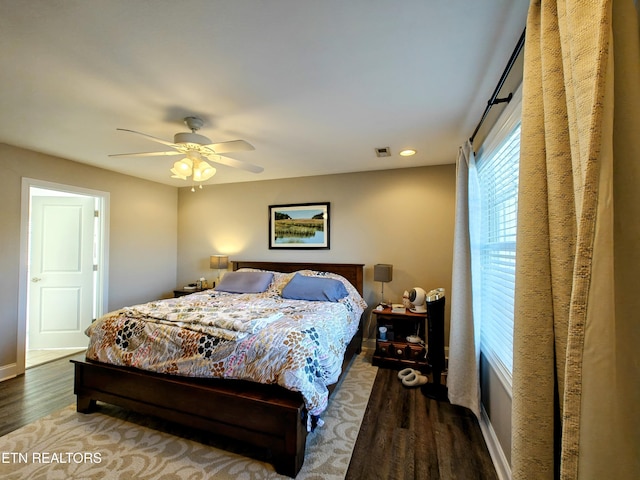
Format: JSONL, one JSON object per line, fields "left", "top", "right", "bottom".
{"left": 373, "top": 264, "right": 393, "bottom": 306}
{"left": 210, "top": 255, "right": 229, "bottom": 286}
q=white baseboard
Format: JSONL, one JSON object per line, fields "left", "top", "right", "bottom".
{"left": 479, "top": 404, "right": 511, "bottom": 480}
{"left": 0, "top": 363, "right": 18, "bottom": 382}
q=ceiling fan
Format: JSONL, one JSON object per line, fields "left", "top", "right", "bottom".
{"left": 109, "top": 116, "right": 263, "bottom": 187}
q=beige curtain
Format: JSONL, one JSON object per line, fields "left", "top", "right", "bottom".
{"left": 512, "top": 1, "right": 639, "bottom": 479}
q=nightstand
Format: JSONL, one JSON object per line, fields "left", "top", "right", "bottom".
{"left": 173, "top": 288, "right": 206, "bottom": 297}
{"left": 372, "top": 306, "right": 428, "bottom": 370}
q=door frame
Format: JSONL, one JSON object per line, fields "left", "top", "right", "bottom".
{"left": 17, "top": 178, "right": 110, "bottom": 374}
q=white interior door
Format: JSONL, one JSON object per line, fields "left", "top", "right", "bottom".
{"left": 28, "top": 195, "right": 96, "bottom": 349}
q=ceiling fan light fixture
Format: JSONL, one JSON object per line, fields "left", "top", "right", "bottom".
{"left": 193, "top": 160, "right": 216, "bottom": 182}
{"left": 185, "top": 150, "right": 201, "bottom": 161}
{"left": 170, "top": 158, "right": 194, "bottom": 179}
{"left": 172, "top": 158, "right": 192, "bottom": 172}
{"left": 200, "top": 163, "right": 216, "bottom": 181}
{"left": 111, "top": 116, "right": 261, "bottom": 190}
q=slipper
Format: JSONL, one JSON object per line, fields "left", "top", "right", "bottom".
{"left": 401, "top": 371, "right": 429, "bottom": 387}
{"left": 397, "top": 368, "right": 415, "bottom": 380}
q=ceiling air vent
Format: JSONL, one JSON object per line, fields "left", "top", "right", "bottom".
{"left": 375, "top": 147, "right": 391, "bottom": 158}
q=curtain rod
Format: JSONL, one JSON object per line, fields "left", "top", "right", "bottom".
{"left": 469, "top": 28, "right": 526, "bottom": 144}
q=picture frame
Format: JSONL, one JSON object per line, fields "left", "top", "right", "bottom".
{"left": 269, "top": 202, "right": 330, "bottom": 249}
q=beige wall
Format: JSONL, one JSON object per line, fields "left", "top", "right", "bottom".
{"left": 0, "top": 144, "right": 178, "bottom": 372}
{"left": 176, "top": 164, "right": 456, "bottom": 340}
{"left": 1, "top": 149, "right": 455, "bottom": 376}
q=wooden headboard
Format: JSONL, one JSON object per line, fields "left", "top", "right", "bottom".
{"left": 233, "top": 261, "right": 364, "bottom": 296}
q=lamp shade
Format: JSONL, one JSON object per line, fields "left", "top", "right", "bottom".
{"left": 210, "top": 255, "right": 229, "bottom": 270}
{"left": 374, "top": 264, "right": 393, "bottom": 283}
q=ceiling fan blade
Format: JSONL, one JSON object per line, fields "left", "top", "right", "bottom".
{"left": 205, "top": 139, "right": 255, "bottom": 154}
{"left": 116, "top": 128, "right": 177, "bottom": 148}
{"left": 206, "top": 154, "right": 264, "bottom": 173}
{"left": 109, "top": 150, "right": 182, "bottom": 158}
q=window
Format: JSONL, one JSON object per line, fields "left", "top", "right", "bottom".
{"left": 469, "top": 87, "right": 521, "bottom": 393}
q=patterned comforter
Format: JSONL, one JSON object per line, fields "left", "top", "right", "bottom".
{"left": 85, "top": 270, "right": 367, "bottom": 418}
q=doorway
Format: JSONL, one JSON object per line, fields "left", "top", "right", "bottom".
{"left": 19, "top": 179, "right": 109, "bottom": 370}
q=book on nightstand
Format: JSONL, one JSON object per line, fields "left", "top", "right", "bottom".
{"left": 391, "top": 304, "right": 405, "bottom": 313}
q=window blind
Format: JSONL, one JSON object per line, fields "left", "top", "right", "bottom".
{"left": 471, "top": 122, "right": 521, "bottom": 389}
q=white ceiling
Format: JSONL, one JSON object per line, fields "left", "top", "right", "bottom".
{"left": 0, "top": 0, "right": 528, "bottom": 187}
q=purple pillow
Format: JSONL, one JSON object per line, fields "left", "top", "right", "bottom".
{"left": 282, "top": 273, "right": 348, "bottom": 302}
{"left": 215, "top": 271, "right": 274, "bottom": 293}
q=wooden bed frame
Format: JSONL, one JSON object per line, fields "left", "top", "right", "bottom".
{"left": 72, "top": 261, "right": 365, "bottom": 477}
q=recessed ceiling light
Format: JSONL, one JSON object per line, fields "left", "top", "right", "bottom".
{"left": 399, "top": 149, "right": 416, "bottom": 156}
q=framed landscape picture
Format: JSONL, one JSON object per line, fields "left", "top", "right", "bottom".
{"left": 269, "top": 202, "right": 330, "bottom": 249}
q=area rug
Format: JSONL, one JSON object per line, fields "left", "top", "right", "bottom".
{"left": 0, "top": 353, "right": 377, "bottom": 479}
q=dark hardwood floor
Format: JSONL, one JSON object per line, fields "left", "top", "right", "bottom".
{"left": 345, "top": 368, "right": 498, "bottom": 480}
{"left": 0, "top": 352, "right": 85, "bottom": 437}
{"left": 0, "top": 353, "right": 497, "bottom": 479}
